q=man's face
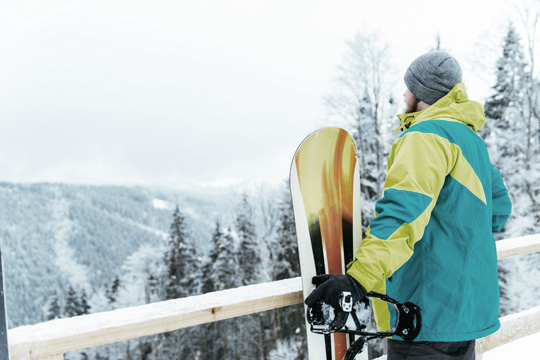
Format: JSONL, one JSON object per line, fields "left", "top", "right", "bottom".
{"left": 403, "top": 89, "right": 419, "bottom": 114}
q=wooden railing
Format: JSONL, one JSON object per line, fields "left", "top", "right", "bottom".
{"left": 8, "top": 234, "right": 540, "bottom": 360}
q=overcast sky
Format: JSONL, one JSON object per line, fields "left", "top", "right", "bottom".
{"left": 0, "top": 0, "right": 525, "bottom": 189}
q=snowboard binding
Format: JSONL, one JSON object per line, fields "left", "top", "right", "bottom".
{"left": 306, "top": 292, "right": 422, "bottom": 359}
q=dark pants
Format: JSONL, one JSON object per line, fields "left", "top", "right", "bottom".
{"left": 387, "top": 339, "right": 475, "bottom": 360}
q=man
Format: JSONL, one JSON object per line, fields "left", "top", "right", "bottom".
{"left": 305, "top": 51, "right": 512, "bottom": 359}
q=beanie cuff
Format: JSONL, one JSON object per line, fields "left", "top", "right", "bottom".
{"left": 404, "top": 69, "right": 448, "bottom": 105}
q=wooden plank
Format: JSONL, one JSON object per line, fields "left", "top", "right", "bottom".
{"left": 9, "top": 278, "right": 303, "bottom": 359}
{"left": 497, "top": 234, "right": 540, "bottom": 260}
{"left": 476, "top": 305, "right": 540, "bottom": 354}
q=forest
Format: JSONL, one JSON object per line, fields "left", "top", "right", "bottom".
{"left": 40, "top": 188, "right": 303, "bottom": 360}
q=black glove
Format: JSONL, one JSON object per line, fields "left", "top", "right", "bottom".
{"left": 305, "top": 274, "right": 367, "bottom": 309}
{"left": 305, "top": 274, "right": 367, "bottom": 330}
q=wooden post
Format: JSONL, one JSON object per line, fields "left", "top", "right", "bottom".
{"left": 0, "top": 239, "right": 9, "bottom": 360}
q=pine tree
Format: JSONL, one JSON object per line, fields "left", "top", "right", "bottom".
{"left": 484, "top": 22, "right": 529, "bottom": 133}
{"left": 484, "top": 22, "right": 540, "bottom": 317}
{"left": 80, "top": 289, "right": 91, "bottom": 315}
{"left": 107, "top": 275, "right": 121, "bottom": 304}
{"left": 64, "top": 285, "right": 81, "bottom": 318}
{"left": 274, "top": 188, "right": 300, "bottom": 281}
{"left": 484, "top": 23, "right": 531, "bottom": 224}
{"left": 146, "top": 272, "right": 161, "bottom": 304}
{"left": 483, "top": 23, "right": 530, "bottom": 227}
{"left": 215, "top": 228, "right": 240, "bottom": 290}
{"left": 198, "top": 221, "right": 221, "bottom": 360}
{"left": 235, "top": 193, "right": 260, "bottom": 286}
{"left": 163, "top": 206, "right": 199, "bottom": 300}
{"left": 199, "top": 223, "right": 242, "bottom": 360}
{"left": 200, "top": 222, "right": 239, "bottom": 293}
{"left": 199, "top": 222, "right": 227, "bottom": 360}
{"left": 160, "top": 206, "right": 201, "bottom": 359}
{"left": 272, "top": 187, "right": 306, "bottom": 356}
{"left": 201, "top": 221, "right": 223, "bottom": 294}
{"left": 47, "top": 290, "right": 62, "bottom": 320}
{"left": 233, "top": 193, "right": 268, "bottom": 359}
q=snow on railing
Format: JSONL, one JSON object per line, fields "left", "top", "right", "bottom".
{"left": 476, "top": 304, "right": 540, "bottom": 357}
{"left": 8, "top": 278, "right": 303, "bottom": 359}
{"left": 495, "top": 233, "right": 540, "bottom": 260}
{"left": 8, "top": 233, "right": 540, "bottom": 360}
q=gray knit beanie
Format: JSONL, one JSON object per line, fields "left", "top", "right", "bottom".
{"left": 404, "top": 51, "right": 462, "bottom": 105}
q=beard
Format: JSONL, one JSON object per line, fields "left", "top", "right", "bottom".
{"left": 404, "top": 98, "right": 420, "bottom": 114}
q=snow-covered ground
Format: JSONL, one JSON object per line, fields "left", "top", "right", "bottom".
{"left": 482, "top": 331, "right": 540, "bottom": 359}
{"left": 371, "top": 332, "right": 540, "bottom": 359}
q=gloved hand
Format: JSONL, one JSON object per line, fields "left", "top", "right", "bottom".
{"left": 305, "top": 274, "right": 367, "bottom": 330}
{"left": 305, "top": 274, "right": 367, "bottom": 309}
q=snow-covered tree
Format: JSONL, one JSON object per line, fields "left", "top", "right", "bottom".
{"left": 46, "top": 290, "right": 62, "bottom": 320}
{"left": 160, "top": 206, "right": 202, "bottom": 359}
{"left": 236, "top": 193, "right": 261, "bottom": 286}
{"left": 80, "top": 289, "right": 91, "bottom": 315}
{"left": 197, "top": 222, "right": 243, "bottom": 360}
{"left": 114, "top": 243, "right": 166, "bottom": 308}
{"left": 484, "top": 23, "right": 529, "bottom": 135}
{"left": 274, "top": 188, "right": 299, "bottom": 281}
{"left": 272, "top": 187, "right": 306, "bottom": 355}
{"left": 201, "top": 221, "right": 223, "bottom": 294}
{"left": 215, "top": 228, "right": 240, "bottom": 290}
{"left": 106, "top": 275, "right": 121, "bottom": 304}
{"left": 325, "top": 29, "right": 397, "bottom": 233}
{"left": 512, "top": 0, "right": 540, "bottom": 165}
{"left": 64, "top": 285, "right": 81, "bottom": 318}
{"left": 201, "top": 222, "right": 240, "bottom": 292}
{"left": 484, "top": 23, "right": 535, "bottom": 235}
{"left": 483, "top": 21, "right": 540, "bottom": 317}
{"left": 199, "top": 221, "right": 225, "bottom": 360}
{"left": 163, "top": 206, "right": 199, "bottom": 300}
{"left": 233, "top": 193, "right": 269, "bottom": 359}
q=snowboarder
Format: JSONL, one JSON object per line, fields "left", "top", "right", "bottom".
{"left": 305, "top": 51, "right": 512, "bottom": 359}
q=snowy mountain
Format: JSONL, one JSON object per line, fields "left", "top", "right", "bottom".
{"left": 0, "top": 182, "right": 241, "bottom": 327}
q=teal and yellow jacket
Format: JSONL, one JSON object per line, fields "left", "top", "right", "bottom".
{"left": 346, "top": 83, "right": 512, "bottom": 342}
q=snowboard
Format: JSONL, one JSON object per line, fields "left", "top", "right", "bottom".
{"left": 290, "top": 127, "right": 364, "bottom": 360}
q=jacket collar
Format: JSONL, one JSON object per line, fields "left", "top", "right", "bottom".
{"left": 394, "top": 83, "right": 486, "bottom": 134}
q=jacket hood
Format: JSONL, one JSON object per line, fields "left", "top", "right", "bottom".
{"left": 395, "top": 83, "right": 485, "bottom": 134}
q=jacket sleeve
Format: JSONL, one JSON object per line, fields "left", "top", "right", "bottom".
{"left": 346, "top": 131, "right": 455, "bottom": 291}
{"left": 491, "top": 166, "right": 511, "bottom": 233}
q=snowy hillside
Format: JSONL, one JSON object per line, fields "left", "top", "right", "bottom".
{"left": 0, "top": 182, "right": 241, "bottom": 327}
